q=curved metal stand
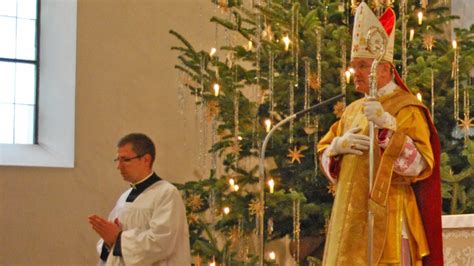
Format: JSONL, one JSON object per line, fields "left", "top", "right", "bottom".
{"left": 258, "top": 94, "right": 344, "bottom": 265}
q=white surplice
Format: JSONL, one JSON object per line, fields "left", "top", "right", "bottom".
{"left": 96, "top": 180, "right": 191, "bottom": 266}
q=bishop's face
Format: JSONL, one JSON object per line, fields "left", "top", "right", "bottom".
{"left": 350, "top": 57, "right": 373, "bottom": 94}
{"left": 115, "top": 143, "right": 150, "bottom": 183}
{"left": 350, "top": 57, "right": 392, "bottom": 94}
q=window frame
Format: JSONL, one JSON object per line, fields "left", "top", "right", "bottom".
{"left": 0, "top": 0, "right": 76, "bottom": 168}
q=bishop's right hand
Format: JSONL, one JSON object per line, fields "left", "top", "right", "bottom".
{"left": 329, "top": 127, "right": 370, "bottom": 156}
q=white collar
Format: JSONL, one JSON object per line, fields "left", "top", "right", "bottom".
{"left": 365, "top": 80, "right": 397, "bottom": 98}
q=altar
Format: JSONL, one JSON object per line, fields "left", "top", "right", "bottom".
{"left": 442, "top": 214, "right": 474, "bottom": 265}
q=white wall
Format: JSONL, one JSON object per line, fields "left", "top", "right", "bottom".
{"left": 0, "top": 0, "right": 219, "bottom": 264}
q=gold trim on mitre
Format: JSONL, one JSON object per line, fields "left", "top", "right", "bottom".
{"left": 351, "top": 2, "right": 395, "bottom": 63}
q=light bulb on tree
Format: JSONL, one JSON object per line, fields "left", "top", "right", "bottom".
{"left": 233, "top": 184, "right": 239, "bottom": 191}
{"left": 268, "top": 179, "right": 275, "bottom": 194}
{"left": 409, "top": 29, "right": 415, "bottom": 41}
{"left": 452, "top": 40, "right": 457, "bottom": 49}
{"left": 345, "top": 70, "right": 351, "bottom": 84}
{"left": 210, "top": 47, "right": 217, "bottom": 57}
{"left": 269, "top": 251, "right": 276, "bottom": 260}
{"left": 247, "top": 40, "right": 253, "bottom": 51}
{"left": 223, "top": 207, "right": 230, "bottom": 215}
{"left": 283, "top": 35, "right": 291, "bottom": 51}
{"left": 264, "top": 119, "right": 272, "bottom": 132}
{"left": 229, "top": 178, "right": 235, "bottom": 186}
{"left": 417, "top": 11, "right": 423, "bottom": 25}
{"left": 417, "top": 92, "right": 422, "bottom": 102}
{"left": 213, "top": 83, "right": 220, "bottom": 96}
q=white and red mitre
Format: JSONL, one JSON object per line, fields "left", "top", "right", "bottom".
{"left": 351, "top": 2, "right": 396, "bottom": 63}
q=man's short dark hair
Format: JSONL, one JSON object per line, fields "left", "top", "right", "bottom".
{"left": 117, "top": 133, "right": 156, "bottom": 166}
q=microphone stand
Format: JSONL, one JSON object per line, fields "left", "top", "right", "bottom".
{"left": 257, "top": 94, "right": 344, "bottom": 265}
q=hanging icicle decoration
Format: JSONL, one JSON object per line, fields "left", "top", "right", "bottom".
{"left": 316, "top": 28, "right": 322, "bottom": 101}
{"left": 234, "top": 89, "right": 240, "bottom": 159}
{"left": 196, "top": 55, "right": 207, "bottom": 178}
{"left": 289, "top": 2, "right": 297, "bottom": 145}
{"left": 351, "top": 0, "right": 359, "bottom": 14}
{"left": 369, "top": 0, "right": 381, "bottom": 15}
{"left": 177, "top": 72, "right": 189, "bottom": 150}
{"left": 211, "top": 117, "right": 218, "bottom": 177}
{"left": 431, "top": 69, "right": 435, "bottom": 120}
{"left": 384, "top": 0, "right": 394, "bottom": 8}
{"left": 453, "top": 40, "right": 459, "bottom": 121}
{"left": 401, "top": 0, "right": 408, "bottom": 81}
{"left": 256, "top": 0, "right": 263, "bottom": 157}
{"left": 269, "top": 51, "right": 275, "bottom": 119}
{"left": 290, "top": 80, "right": 295, "bottom": 145}
{"left": 304, "top": 58, "right": 311, "bottom": 128}
{"left": 293, "top": 196, "right": 301, "bottom": 264}
{"left": 340, "top": 38, "right": 347, "bottom": 105}
{"left": 459, "top": 78, "right": 473, "bottom": 145}
{"left": 313, "top": 116, "right": 320, "bottom": 176}
{"left": 293, "top": 3, "right": 300, "bottom": 96}
{"left": 421, "top": 0, "right": 428, "bottom": 9}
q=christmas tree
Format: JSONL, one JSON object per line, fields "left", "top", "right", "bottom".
{"left": 170, "top": 0, "right": 473, "bottom": 264}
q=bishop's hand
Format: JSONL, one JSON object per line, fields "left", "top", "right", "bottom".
{"left": 329, "top": 127, "right": 370, "bottom": 156}
{"left": 362, "top": 100, "right": 397, "bottom": 130}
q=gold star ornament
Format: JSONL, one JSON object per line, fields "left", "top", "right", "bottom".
{"left": 333, "top": 101, "right": 346, "bottom": 118}
{"left": 186, "top": 193, "right": 203, "bottom": 211}
{"left": 287, "top": 145, "right": 308, "bottom": 164}
{"left": 248, "top": 198, "right": 263, "bottom": 216}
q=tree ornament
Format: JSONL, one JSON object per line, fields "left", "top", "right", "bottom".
{"left": 229, "top": 226, "right": 241, "bottom": 247}
{"left": 327, "top": 182, "right": 337, "bottom": 196}
{"left": 187, "top": 193, "right": 203, "bottom": 211}
{"left": 292, "top": 197, "right": 301, "bottom": 264}
{"left": 333, "top": 101, "right": 346, "bottom": 118}
{"left": 262, "top": 24, "right": 274, "bottom": 42}
{"left": 267, "top": 217, "right": 274, "bottom": 237}
{"left": 457, "top": 117, "right": 474, "bottom": 138}
{"left": 230, "top": 141, "right": 242, "bottom": 155}
{"left": 423, "top": 33, "right": 435, "bottom": 51}
{"left": 287, "top": 146, "right": 308, "bottom": 164}
{"left": 401, "top": 0, "right": 408, "bottom": 80}
{"left": 351, "top": 0, "right": 359, "bottom": 14}
{"left": 187, "top": 213, "right": 199, "bottom": 225}
{"left": 206, "top": 100, "right": 220, "bottom": 121}
{"left": 309, "top": 72, "right": 321, "bottom": 90}
{"left": 248, "top": 198, "right": 263, "bottom": 216}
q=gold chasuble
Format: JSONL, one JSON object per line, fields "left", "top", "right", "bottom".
{"left": 318, "top": 88, "right": 433, "bottom": 265}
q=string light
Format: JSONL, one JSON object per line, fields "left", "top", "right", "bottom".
{"left": 246, "top": 40, "right": 253, "bottom": 51}
{"left": 345, "top": 70, "right": 351, "bottom": 84}
{"left": 416, "top": 92, "right": 423, "bottom": 102}
{"left": 264, "top": 118, "right": 272, "bottom": 133}
{"left": 269, "top": 251, "right": 276, "bottom": 260}
{"left": 409, "top": 29, "right": 415, "bottom": 41}
{"left": 210, "top": 47, "right": 217, "bottom": 57}
{"left": 213, "top": 83, "right": 220, "bottom": 96}
{"left": 283, "top": 35, "right": 291, "bottom": 51}
{"left": 417, "top": 11, "right": 423, "bottom": 25}
{"left": 233, "top": 184, "right": 239, "bottom": 191}
{"left": 223, "top": 207, "right": 230, "bottom": 215}
{"left": 237, "top": 136, "right": 243, "bottom": 141}
{"left": 452, "top": 40, "right": 457, "bottom": 49}
{"left": 268, "top": 179, "right": 275, "bottom": 193}
{"left": 229, "top": 178, "right": 235, "bottom": 186}
{"left": 349, "top": 67, "right": 355, "bottom": 74}
{"left": 209, "top": 258, "right": 216, "bottom": 266}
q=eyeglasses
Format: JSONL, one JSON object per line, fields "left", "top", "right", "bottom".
{"left": 114, "top": 155, "right": 143, "bottom": 163}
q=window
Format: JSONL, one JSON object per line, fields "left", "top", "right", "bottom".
{"left": 0, "top": 0, "right": 76, "bottom": 167}
{"left": 0, "top": 0, "right": 39, "bottom": 144}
